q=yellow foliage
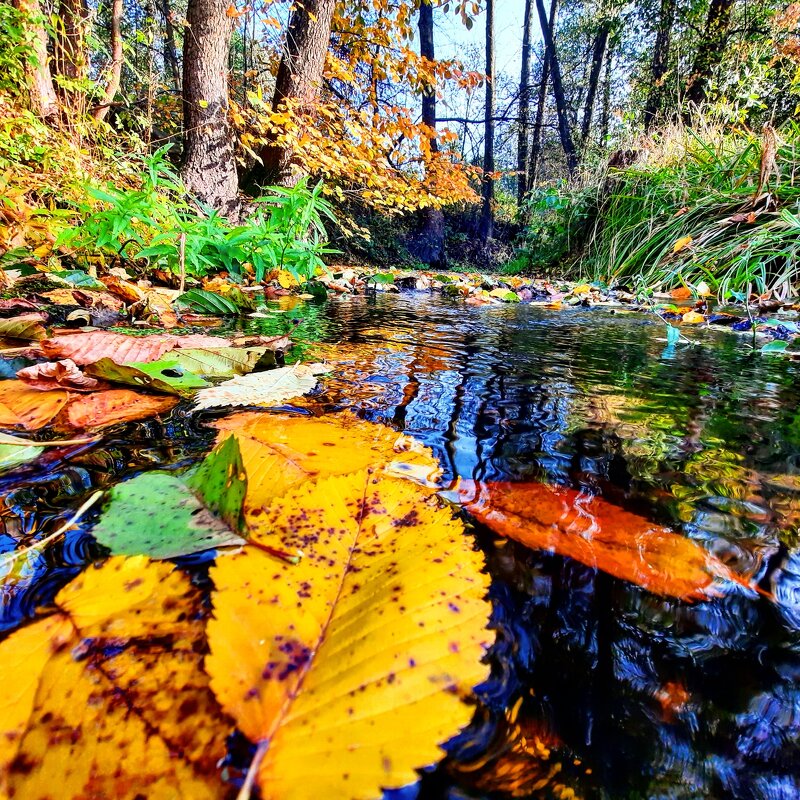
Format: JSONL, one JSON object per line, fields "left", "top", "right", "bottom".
{"left": 0, "top": 557, "right": 227, "bottom": 799}
{"left": 212, "top": 410, "right": 442, "bottom": 512}
{"left": 207, "top": 469, "right": 491, "bottom": 799}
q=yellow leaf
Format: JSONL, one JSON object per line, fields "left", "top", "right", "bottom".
{"left": 0, "top": 557, "right": 227, "bottom": 799}
{"left": 672, "top": 235, "right": 693, "bottom": 253}
{"left": 213, "top": 411, "right": 442, "bottom": 512}
{"left": 207, "top": 470, "right": 492, "bottom": 799}
{"left": 571, "top": 283, "right": 591, "bottom": 295}
{"left": 0, "top": 381, "right": 68, "bottom": 431}
{"left": 681, "top": 311, "right": 705, "bottom": 324}
{"left": 277, "top": 269, "right": 300, "bottom": 288}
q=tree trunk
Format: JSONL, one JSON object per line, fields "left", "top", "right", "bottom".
{"left": 535, "top": 0, "right": 578, "bottom": 176}
{"left": 643, "top": 0, "right": 676, "bottom": 129}
{"left": 157, "top": 0, "right": 181, "bottom": 94}
{"left": 181, "top": 0, "right": 240, "bottom": 216}
{"left": 92, "top": 0, "right": 123, "bottom": 121}
{"left": 53, "top": 0, "right": 90, "bottom": 94}
{"left": 478, "top": 0, "right": 495, "bottom": 241}
{"left": 407, "top": 0, "right": 446, "bottom": 268}
{"left": 516, "top": 0, "right": 534, "bottom": 205}
{"left": 599, "top": 40, "right": 613, "bottom": 144}
{"left": 245, "top": 0, "right": 337, "bottom": 189}
{"left": 14, "top": 0, "right": 60, "bottom": 123}
{"left": 528, "top": 0, "right": 557, "bottom": 186}
{"left": 580, "top": 19, "right": 611, "bottom": 148}
{"left": 684, "top": 0, "right": 734, "bottom": 111}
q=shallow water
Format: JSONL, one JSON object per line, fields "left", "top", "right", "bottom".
{"left": 4, "top": 293, "right": 800, "bottom": 799}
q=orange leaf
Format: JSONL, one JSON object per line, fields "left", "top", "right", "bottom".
{"left": 58, "top": 389, "right": 178, "bottom": 430}
{"left": 672, "top": 235, "right": 692, "bottom": 253}
{"left": 681, "top": 311, "right": 705, "bottom": 324}
{"left": 42, "top": 331, "right": 228, "bottom": 365}
{"left": 0, "top": 381, "right": 69, "bottom": 430}
{"left": 670, "top": 286, "right": 692, "bottom": 300}
{"left": 458, "top": 480, "right": 741, "bottom": 600}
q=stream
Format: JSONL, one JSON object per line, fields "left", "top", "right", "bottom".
{"left": 3, "top": 292, "right": 800, "bottom": 799}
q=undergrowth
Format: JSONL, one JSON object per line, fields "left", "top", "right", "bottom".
{"left": 515, "top": 121, "right": 800, "bottom": 298}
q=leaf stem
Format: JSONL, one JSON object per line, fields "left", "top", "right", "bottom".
{"left": 237, "top": 739, "right": 270, "bottom": 800}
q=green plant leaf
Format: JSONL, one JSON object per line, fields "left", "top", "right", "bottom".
{"left": 175, "top": 289, "right": 240, "bottom": 315}
{"left": 761, "top": 340, "right": 790, "bottom": 355}
{"left": 84, "top": 357, "right": 209, "bottom": 396}
{"left": 53, "top": 271, "right": 107, "bottom": 290}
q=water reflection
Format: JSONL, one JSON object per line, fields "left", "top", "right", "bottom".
{"left": 3, "top": 293, "right": 800, "bottom": 798}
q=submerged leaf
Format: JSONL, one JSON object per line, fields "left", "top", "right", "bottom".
{"left": 193, "top": 363, "right": 327, "bottom": 410}
{"left": 207, "top": 470, "right": 491, "bottom": 799}
{"left": 458, "top": 480, "right": 741, "bottom": 601}
{"left": 0, "top": 557, "right": 228, "bottom": 799}
{"left": 212, "top": 411, "right": 442, "bottom": 511}
{"left": 85, "top": 357, "right": 209, "bottom": 396}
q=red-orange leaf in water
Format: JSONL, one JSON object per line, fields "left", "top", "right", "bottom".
{"left": 457, "top": 480, "right": 742, "bottom": 601}
{"left": 57, "top": 389, "right": 178, "bottom": 431}
{"left": 42, "top": 331, "right": 228, "bottom": 365}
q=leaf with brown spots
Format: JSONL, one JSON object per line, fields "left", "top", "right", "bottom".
{"left": 0, "top": 557, "right": 230, "bottom": 799}
{"left": 458, "top": 480, "right": 747, "bottom": 601}
{"left": 212, "top": 411, "right": 442, "bottom": 514}
{"left": 207, "top": 470, "right": 492, "bottom": 800}
{"left": 0, "top": 381, "right": 69, "bottom": 430}
{"left": 56, "top": 388, "right": 178, "bottom": 430}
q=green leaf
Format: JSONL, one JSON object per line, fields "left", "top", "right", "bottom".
{"left": 666, "top": 324, "right": 681, "bottom": 345}
{"left": 84, "top": 357, "right": 209, "bottom": 396}
{"left": 53, "top": 270, "right": 107, "bottom": 290}
{"left": 761, "top": 340, "right": 790, "bottom": 355}
{"left": 175, "top": 289, "right": 240, "bottom": 315}
{"left": 367, "top": 273, "right": 395, "bottom": 285}
{"left": 185, "top": 435, "right": 247, "bottom": 533}
{"left": 91, "top": 437, "right": 247, "bottom": 558}
{"left": 0, "top": 437, "right": 41, "bottom": 472}
{"left": 171, "top": 347, "right": 273, "bottom": 378}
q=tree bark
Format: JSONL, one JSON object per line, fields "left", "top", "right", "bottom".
{"left": 516, "top": 0, "right": 534, "bottom": 205}
{"left": 407, "top": 0, "right": 446, "bottom": 268}
{"left": 92, "top": 0, "right": 123, "bottom": 121}
{"left": 157, "top": 0, "right": 181, "bottom": 94}
{"left": 245, "top": 0, "right": 337, "bottom": 189}
{"left": 535, "top": 0, "right": 578, "bottom": 176}
{"left": 580, "top": 18, "right": 611, "bottom": 148}
{"left": 181, "top": 0, "right": 240, "bottom": 216}
{"left": 53, "top": 0, "right": 90, "bottom": 94}
{"left": 529, "top": 0, "right": 557, "bottom": 186}
{"left": 478, "top": 0, "right": 495, "bottom": 241}
{"left": 643, "top": 0, "right": 676, "bottom": 128}
{"left": 684, "top": 0, "right": 734, "bottom": 111}
{"left": 599, "top": 40, "right": 613, "bottom": 144}
{"left": 14, "top": 0, "right": 60, "bottom": 123}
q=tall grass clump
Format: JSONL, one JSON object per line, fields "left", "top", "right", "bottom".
{"left": 519, "top": 120, "right": 800, "bottom": 298}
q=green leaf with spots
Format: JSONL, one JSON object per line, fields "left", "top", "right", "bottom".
{"left": 91, "top": 437, "right": 247, "bottom": 558}
{"left": 85, "top": 357, "right": 209, "bottom": 396}
{"left": 185, "top": 434, "right": 247, "bottom": 533}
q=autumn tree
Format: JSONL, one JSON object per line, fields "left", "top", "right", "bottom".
{"left": 516, "top": 0, "right": 534, "bottom": 204}
{"left": 478, "top": 0, "right": 495, "bottom": 240}
{"left": 181, "top": 0, "right": 240, "bottom": 215}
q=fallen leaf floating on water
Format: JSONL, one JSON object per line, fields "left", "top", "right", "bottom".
{"left": 85, "top": 357, "right": 209, "bottom": 396}
{"left": 91, "top": 436, "right": 247, "bottom": 559}
{"left": 0, "top": 431, "right": 96, "bottom": 474}
{"left": 0, "top": 380, "right": 68, "bottom": 430}
{"left": 16, "top": 359, "right": 102, "bottom": 391}
{"left": 681, "top": 311, "right": 706, "bottom": 325}
{"left": 207, "top": 470, "right": 492, "bottom": 800}
{"left": 193, "top": 362, "right": 327, "bottom": 410}
{"left": 0, "top": 557, "right": 228, "bottom": 800}
{"left": 56, "top": 388, "right": 178, "bottom": 431}
{"left": 172, "top": 346, "right": 274, "bottom": 378}
{"left": 41, "top": 331, "right": 229, "bottom": 365}
{"left": 213, "top": 411, "right": 442, "bottom": 512}
{"left": 457, "top": 480, "right": 743, "bottom": 601}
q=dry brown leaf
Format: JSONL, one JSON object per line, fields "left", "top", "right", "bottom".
{"left": 16, "top": 359, "right": 102, "bottom": 392}
{"left": 42, "top": 331, "right": 229, "bottom": 365}
{"left": 57, "top": 389, "right": 178, "bottom": 430}
{"left": 101, "top": 274, "right": 145, "bottom": 304}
